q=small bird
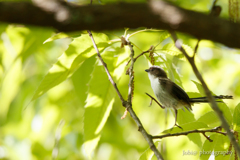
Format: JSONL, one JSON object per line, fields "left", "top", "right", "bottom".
{"left": 145, "top": 66, "right": 233, "bottom": 129}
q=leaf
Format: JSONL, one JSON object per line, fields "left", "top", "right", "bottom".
{"left": 200, "top": 134, "right": 231, "bottom": 160}
{"left": 192, "top": 80, "right": 205, "bottom": 96}
{"left": 187, "top": 92, "right": 203, "bottom": 99}
{"left": 182, "top": 44, "right": 194, "bottom": 56}
{"left": 83, "top": 46, "right": 129, "bottom": 158}
{"left": 159, "top": 31, "right": 170, "bottom": 43}
{"left": 31, "top": 33, "right": 109, "bottom": 101}
{"left": 72, "top": 56, "right": 97, "bottom": 106}
{"left": 177, "top": 109, "right": 196, "bottom": 125}
{"left": 83, "top": 63, "right": 115, "bottom": 158}
{"left": 197, "top": 111, "right": 220, "bottom": 128}
{"left": 192, "top": 80, "right": 233, "bottom": 125}
{"left": 217, "top": 103, "right": 233, "bottom": 125}
{"left": 43, "top": 32, "right": 70, "bottom": 44}
{"left": 160, "top": 43, "right": 182, "bottom": 56}
{"left": 0, "top": 59, "right": 22, "bottom": 122}
{"left": 6, "top": 26, "right": 54, "bottom": 63}
{"left": 187, "top": 133, "right": 202, "bottom": 148}
{"left": 233, "top": 103, "right": 240, "bottom": 131}
{"left": 138, "top": 141, "right": 160, "bottom": 160}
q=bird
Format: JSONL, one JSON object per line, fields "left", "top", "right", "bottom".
{"left": 145, "top": 65, "right": 233, "bottom": 129}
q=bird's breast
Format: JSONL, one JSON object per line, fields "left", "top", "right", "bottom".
{"left": 149, "top": 77, "right": 175, "bottom": 107}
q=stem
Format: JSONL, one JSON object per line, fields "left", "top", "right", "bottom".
{"left": 170, "top": 31, "right": 240, "bottom": 157}
{"left": 88, "top": 31, "right": 164, "bottom": 160}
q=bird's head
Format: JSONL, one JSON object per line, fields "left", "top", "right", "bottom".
{"left": 145, "top": 66, "right": 168, "bottom": 79}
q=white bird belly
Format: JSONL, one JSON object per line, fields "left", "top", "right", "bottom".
{"left": 149, "top": 75, "right": 180, "bottom": 109}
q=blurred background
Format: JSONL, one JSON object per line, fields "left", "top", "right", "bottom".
{"left": 0, "top": 0, "right": 240, "bottom": 160}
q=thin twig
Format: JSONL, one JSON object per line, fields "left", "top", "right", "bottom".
{"left": 127, "top": 42, "right": 135, "bottom": 104}
{"left": 88, "top": 31, "right": 164, "bottom": 160}
{"left": 87, "top": 30, "right": 125, "bottom": 104}
{"left": 152, "top": 127, "right": 226, "bottom": 142}
{"left": 170, "top": 31, "right": 240, "bottom": 157}
{"left": 126, "top": 45, "right": 154, "bottom": 66}
{"left": 193, "top": 39, "right": 200, "bottom": 58}
{"left": 145, "top": 93, "right": 165, "bottom": 109}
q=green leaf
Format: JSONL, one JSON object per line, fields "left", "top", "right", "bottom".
{"left": 31, "top": 33, "right": 109, "bottom": 101}
{"left": 192, "top": 80, "right": 233, "bottom": 125}
{"left": 182, "top": 44, "right": 194, "bottom": 56}
{"left": 160, "top": 43, "right": 182, "bottom": 56}
{"left": 72, "top": 56, "right": 97, "bottom": 106}
{"left": 200, "top": 134, "right": 231, "bottom": 160}
{"left": 177, "top": 109, "right": 196, "bottom": 125}
{"left": 192, "top": 80, "right": 205, "bottom": 96}
{"left": 43, "top": 32, "right": 70, "bottom": 44}
{"left": 83, "top": 63, "right": 115, "bottom": 158}
{"left": 159, "top": 31, "right": 170, "bottom": 43}
{"left": 138, "top": 141, "right": 160, "bottom": 160}
{"left": 187, "top": 133, "right": 202, "bottom": 148}
{"left": 233, "top": 103, "right": 240, "bottom": 131}
{"left": 6, "top": 26, "right": 53, "bottom": 63}
{"left": 83, "top": 46, "right": 129, "bottom": 158}
{"left": 0, "top": 59, "right": 22, "bottom": 122}
{"left": 197, "top": 111, "right": 220, "bottom": 127}
{"left": 217, "top": 103, "right": 233, "bottom": 125}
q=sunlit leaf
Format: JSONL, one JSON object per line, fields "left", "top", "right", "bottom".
{"left": 43, "top": 33, "right": 70, "bottom": 44}
{"left": 72, "top": 56, "right": 97, "bottom": 106}
{"left": 0, "top": 59, "right": 22, "bottom": 122}
{"left": 192, "top": 80, "right": 233, "bottom": 125}
{"left": 177, "top": 109, "right": 196, "bottom": 125}
{"left": 233, "top": 103, "right": 240, "bottom": 131}
{"left": 200, "top": 134, "right": 231, "bottom": 160}
{"left": 192, "top": 80, "right": 205, "bottom": 96}
{"left": 83, "top": 46, "right": 129, "bottom": 158}
{"left": 188, "top": 133, "right": 202, "bottom": 148}
{"left": 160, "top": 43, "right": 182, "bottom": 56}
{"left": 138, "top": 141, "right": 160, "bottom": 160}
{"left": 6, "top": 26, "right": 54, "bottom": 63}
{"left": 31, "top": 33, "right": 109, "bottom": 101}
{"left": 159, "top": 31, "right": 170, "bottom": 43}
{"left": 218, "top": 103, "right": 233, "bottom": 125}
{"left": 182, "top": 44, "right": 194, "bottom": 56}
{"left": 83, "top": 64, "right": 115, "bottom": 158}
{"left": 197, "top": 111, "right": 220, "bottom": 127}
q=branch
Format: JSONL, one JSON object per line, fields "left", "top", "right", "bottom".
{"left": 127, "top": 42, "right": 135, "bottom": 104}
{"left": 152, "top": 127, "right": 227, "bottom": 142}
{"left": 170, "top": 31, "right": 240, "bottom": 158}
{"left": 88, "top": 31, "right": 164, "bottom": 160}
{"left": 87, "top": 30, "right": 125, "bottom": 104}
{"left": 126, "top": 46, "right": 153, "bottom": 66}
{"left": 1, "top": 1, "right": 240, "bottom": 48}
{"left": 145, "top": 93, "right": 165, "bottom": 109}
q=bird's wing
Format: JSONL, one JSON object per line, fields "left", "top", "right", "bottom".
{"left": 159, "top": 78, "right": 191, "bottom": 106}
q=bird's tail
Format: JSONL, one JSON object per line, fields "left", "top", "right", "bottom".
{"left": 189, "top": 95, "right": 233, "bottom": 103}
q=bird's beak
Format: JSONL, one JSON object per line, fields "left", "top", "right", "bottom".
{"left": 145, "top": 69, "right": 149, "bottom": 72}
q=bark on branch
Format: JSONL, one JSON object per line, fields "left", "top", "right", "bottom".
{"left": 1, "top": 1, "right": 240, "bottom": 48}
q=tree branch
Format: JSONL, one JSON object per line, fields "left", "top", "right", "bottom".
{"left": 145, "top": 92, "right": 165, "bottom": 109}
{"left": 1, "top": 1, "right": 240, "bottom": 48}
{"left": 88, "top": 31, "right": 164, "bottom": 160}
{"left": 170, "top": 31, "right": 240, "bottom": 158}
{"left": 152, "top": 127, "right": 227, "bottom": 142}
